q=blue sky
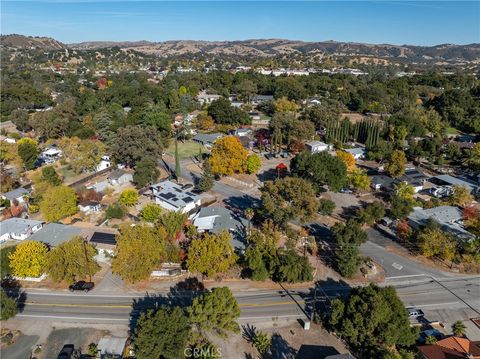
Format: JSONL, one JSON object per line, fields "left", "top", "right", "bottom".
{"left": 1, "top": 1, "right": 479, "bottom": 45}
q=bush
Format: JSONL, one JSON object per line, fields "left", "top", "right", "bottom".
{"left": 105, "top": 203, "right": 126, "bottom": 219}
{"left": 318, "top": 199, "right": 335, "bottom": 215}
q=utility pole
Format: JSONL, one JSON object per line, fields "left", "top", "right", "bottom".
{"left": 82, "top": 236, "right": 91, "bottom": 282}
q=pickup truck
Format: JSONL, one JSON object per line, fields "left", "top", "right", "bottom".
{"left": 407, "top": 307, "right": 425, "bottom": 319}
{"left": 68, "top": 281, "right": 94, "bottom": 292}
{"left": 57, "top": 344, "right": 74, "bottom": 359}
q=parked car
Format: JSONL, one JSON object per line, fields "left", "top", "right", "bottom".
{"left": 407, "top": 307, "right": 424, "bottom": 318}
{"left": 57, "top": 344, "right": 74, "bottom": 359}
{"left": 418, "top": 329, "right": 444, "bottom": 343}
{"left": 340, "top": 188, "right": 353, "bottom": 194}
{"left": 68, "top": 281, "right": 94, "bottom": 292}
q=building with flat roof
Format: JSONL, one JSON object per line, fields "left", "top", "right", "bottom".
{"left": 0, "top": 218, "right": 43, "bottom": 242}
{"left": 192, "top": 133, "right": 224, "bottom": 148}
{"left": 150, "top": 180, "right": 201, "bottom": 213}
{"left": 29, "top": 223, "right": 84, "bottom": 247}
{"left": 305, "top": 141, "right": 331, "bottom": 154}
{"left": 430, "top": 174, "right": 478, "bottom": 194}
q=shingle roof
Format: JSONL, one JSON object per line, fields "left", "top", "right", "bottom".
{"left": 108, "top": 169, "right": 129, "bottom": 180}
{"left": 418, "top": 337, "right": 480, "bottom": 359}
{"left": 0, "top": 218, "right": 43, "bottom": 236}
{"left": 29, "top": 223, "right": 83, "bottom": 247}
{"left": 192, "top": 133, "right": 223, "bottom": 145}
{"left": 2, "top": 187, "right": 29, "bottom": 201}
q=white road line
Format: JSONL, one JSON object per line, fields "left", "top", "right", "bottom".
{"left": 23, "top": 292, "right": 143, "bottom": 298}
{"left": 392, "top": 263, "right": 403, "bottom": 270}
{"left": 386, "top": 274, "right": 427, "bottom": 280}
{"left": 17, "top": 314, "right": 128, "bottom": 321}
{"left": 238, "top": 314, "right": 304, "bottom": 321}
{"left": 414, "top": 302, "right": 460, "bottom": 308}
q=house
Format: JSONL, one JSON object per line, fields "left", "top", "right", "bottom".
{"left": 371, "top": 174, "right": 395, "bottom": 191}
{"left": 41, "top": 146, "right": 62, "bottom": 163}
{"left": 196, "top": 92, "right": 221, "bottom": 106}
{"left": 29, "top": 223, "right": 83, "bottom": 248}
{"left": 191, "top": 206, "right": 248, "bottom": 251}
{"left": 408, "top": 206, "right": 475, "bottom": 241}
{"left": 251, "top": 95, "right": 274, "bottom": 105}
{"left": 78, "top": 200, "right": 101, "bottom": 214}
{"left": 0, "top": 218, "right": 43, "bottom": 242}
{"left": 305, "top": 141, "right": 331, "bottom": 154}
{"left": 150, "top": 180, "right": 201, "bottom": 213}
{"left": 2, "top": 187, "right": 30, "bottom": 206}
{"left": 97, "top": 336, "right": 129, "bottom": 359}
{"left": 96, "top": 155, "right": 112, "bottom": 172}
{"left": 371, "top": 168, "right": 427, "bottom": 193}
{"left": 231, "top": 128, "right": 253, "bottom": 137}
{"left": 89, "top": 231, "right": 117, "bottom": 256}
{"left": 430, "top": 174, "right": 479, "bottom": 194}
{"left": 108, "top": 169, "right": 133, "bottom": 186}
{"left": 343, "top": 147, "right": 365, "bottom": 160}
{"left": 192, "top": 133, "right": 224, "bottom": 148}
{"left": 248, "top": 112, "right": 261, "bottom": 121}
{"left": 418, "top": 336, "right": 480, "bottom": 359}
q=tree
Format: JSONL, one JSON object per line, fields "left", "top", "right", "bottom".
{"left": 133, "top": 306, "right": 190, "bottom": 359}
{"left": 197, "top": 161, "right": 215, "bottom": 192}
{"left": 244, "top": 208, "right": 254, "bottom": 235}
{"left": 17, "top": 138, "right": 39, "bottom": 170}
{"left": 385, "top": 150, "right": 407, "bottom": 178}
{"left": 449, "top": 185, "right": 473, "bottom": 208}
{"left": 41, "top": 166, "right": 61, "bottom": 186}
{"left": 209, "top": 136, "right": 248, "bottom": 176}
{"left": 1, "top": 245, "right": 16, "bottom": 278}
{"left": 140, "top": 203, "right": 163, "bottom": 223}
{"left": 273, "top": 250, "right": 313, "bottom": 283}
{"left": 329, "top": 284, "right": 418, "bottom": 355}
{"left": 186, "top": 231, "right": 237, "bottom": 278}
{"left": 418, "top": 227, "right": 456, "bottom": 262}
{"left": 9, "top": 109, "right": 31, "bottom": 132}
{"left": 395, "top": 182, "right": 415, "bottom": 201}
{"left": 105, "top": 203, "right": 125, "bottom": 219}
{"left": 133, "top": 157, "right": 159, "bottom": 188}
{"left": 188, "top": 287, "right": 240, "bottom": 337}
{"left": 291, "top": 151, "right": 348, "bottom": 192}
{"left": 389, "top": 195, "right": 414, "bottom": 219}
{"left": 348, "top": 168, "right": 371, "bottom": 191}
{"left": 274, "top": 97, "right": 298, "bottom": 113}
{"left": 40, "top": 186, "right": 78, "bottom": 222}
{"left": 260, "top": 177, "right": 319, "bottom": 227}
{"left": 396, "top": 220, "right": 413, "bottom": 240}
{"left": 0, "top": 289, "right": 17, "bottom": 320}
{"left": 451, "top": 320, "right": 467, "bottom": 337}
{"left": 111, "top": 125, "right": 164, "bottom": 167}
{"left": 158, "top": 211, "right": 188, "bottom": 241}
{"left": 336, "top": 151, "right": 356, "bottom": 172}
{"left": 253, "top": 331, "right": 271, "bottom": 356}
{"left": 245, "top": 154, "right": 261, "bottom": 174}
{"left": 207, "top": 98, "right": 250, "bottom": 125}
{"left": 356, "top": 201, "right": 385, "bottom": 225}
{"left": 318, "top": 199, "right": 335, "bottom": 215}
{"left": 235, "top": 79, "right": 257, "bottom": 102}
{"left": 119, "top": 188, "right": 139, "bottom": 206}
{"left": 45, "top": 236, "right": 100, "bottom": 283}
{"left": 58, "top": 137, "right": 106, "bottom": 173}
{"left": 9, "top": 240, "right": 48, "bottom": 278}
{"left": 424, "top": 336, "right": 438, "bottom": 345}
{"left": 112, "top": 225, "right": 167, "bottom": 283}
{"left": 332, "top": 220, "right": 367, "bottom": 278}
{"left": 174, "top": 137, "right": 181, "bottom": 180}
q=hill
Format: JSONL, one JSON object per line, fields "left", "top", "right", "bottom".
{"left": 1, "top": 34, "right": 65, "bottom": 50}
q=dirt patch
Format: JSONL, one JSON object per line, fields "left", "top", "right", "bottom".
{"left": 41, "top": 328, "right": 108, "bottom": 359}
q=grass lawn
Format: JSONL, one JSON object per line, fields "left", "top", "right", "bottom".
{"left": 166, "top": 140, "right": 206, "bottom": 159}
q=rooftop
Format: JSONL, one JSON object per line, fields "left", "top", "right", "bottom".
{"left": 108, "top": 169, "right": 129, "bottom": 180}
{"left": 192, "top": 133, "right": 224, "bottom": 145}
{"left": 29, "top": 223, "right": 83, "bottom": 247}
{"left": 432, "top": 174, "right": 478, "bottom": 193}
{"left": 2, "top": 187, "right": 30, "bottom": 201}
{"left": 418, "top": 336, "right": 480, "bottom": 359}
{"left": 0, "top": 218, "right": 43, "bottom": 236}
{"left": 151, "top": 180, "right": 200, "bottom": 210}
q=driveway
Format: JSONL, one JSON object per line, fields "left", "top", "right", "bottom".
{"left": 1, "top": 334, "right": 39, "bottom": 359}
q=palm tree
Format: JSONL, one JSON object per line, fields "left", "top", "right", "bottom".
{"left": 244, "top": 208, "right": 254, "bottom": 235}
{"left": 452, "top": 320, "right": 467, "bottom": 337}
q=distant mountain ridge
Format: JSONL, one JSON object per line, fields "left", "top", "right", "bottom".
{"left": 2, "top": 34, "right": 480, "bottom": 63}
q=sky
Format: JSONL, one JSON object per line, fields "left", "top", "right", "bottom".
{"left": 1, "top": 1, "right": 479, "bottom": 45}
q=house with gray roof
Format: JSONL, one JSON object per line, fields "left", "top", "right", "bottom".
{"left": 192, "top": 133, "right": 224, "bottom": 148}
{"left": 408, "top": 206, "right": 475, "bottom": 242}
{"left": 191, "top": 206, "right": 248, "bottom": 251}
{"left": 2, "top": 187, "right": 30, "bottom": 205}
{"left": 29, "top": 223, "right": 84, "bottom": 247}
{"left": 107, "top": 169, "right": 133, "bottom": 186}
{"left": 430, "top": 174, "right": 479, "bottom": 194}
{"left": 0, "top": 218, "right": 43, "bottom": 243}
{"left": 150, "top": 180, "right": 201, "bottom": 214}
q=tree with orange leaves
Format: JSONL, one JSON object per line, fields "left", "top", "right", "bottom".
{"left": 336, "top": 150, "right": 356, "bottom": 172}
{"left": 209, "top": 136, "right": 248, "bottom": 176}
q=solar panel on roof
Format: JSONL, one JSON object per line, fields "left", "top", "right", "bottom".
{"left": 184, "top": 197, "right": 193, "bottom": 203}
{"left": 90, "top": 232, "right": 117, "bottom": 245}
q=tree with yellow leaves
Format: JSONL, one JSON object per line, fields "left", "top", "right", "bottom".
{"left": 58, "top": 137, "right": 106, "bottom": 174}
{"left": 9, "top": 241, "right": 48, "bottom": 278}
{"left": 209, "top": 136, "right": 248, "bottom": 176}
{"left": 449, "top": 185, "right": 473, "bottom": 208}
{"left": 274, "top": 97, "right": 298, "bottom": 113}
{"left": 336, "top": 151, "right": 356, "bottom": 172}
{"left": 348, "top": 168, "right": 371, "bottom": 191}
{"left": 40, "top": 185, "right": 78, "bottom": 222}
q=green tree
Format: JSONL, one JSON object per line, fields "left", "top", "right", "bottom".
{"left": 385, "top": 150, "right": 407, "bottom": 178}
{"left": 17, "top": 140, "right": 40, "bottom": 170}
{"left": 158, "top": 211, "right": 188, "bottom": 241}
{"left": 253, "top": 331, "right": 271, "bottom": 356}
{"left": 9, "top": 240, "right": 48, "bottom": 278}
{"left": 208, "top": 98, "right": 250, "bottom": 125}
{"left": 329, "top": 284, "right": 418, "bottom": 355}
{"left": 389, "top": 195, "right": 414, "bottom": 219}
{"left": 188, "top": 287, "right": 240, "bottom": 337}
{"left": 0, "top": 289, "right": 17, "bottom": 320}
{"left": 140, "top": 203, "right": 163, "bottom": 223}
{"left": 273, "top": 250, "right": 313, "bottom": 283}
{"left": 133, "top": 306, "right": 190, "bottom": 359}
{"left": 197, "top": 161, "right": 214, "bottom": 192}
{"left": 41, "top": 166, "right": 61, "bottom": 186}
{"left": 349, "top": 168, "right": 371, "bottom": 191}
{"left": 318, "top": 199, "right": 335, "bottom": 215}
{"left": 186, "top": 231, "right": 237, "bottom": 278}
{"left": 45, "top": 236, "right": 100, "bottom": 283}
{"left": 245, "top": 154, "right": 261, "bottom": 174}
{"left": 174, "top": 137, "right": 181, "bottom": 180}
{"left": 119, "top": 188, "right": 139, "bottom": 206}
{"left": 451, "top": 320, "right": 467, "bottom": 337}
{"left": 291, "top": 151, "right": 347, "bottom": 192}
{"left": 40, "top": 185, "right": 78, "bottom": 222}
{"left": 356, "top": 201, "right": 386, "bottom": 225}
{"left": 260, "top": 177, "right": 319, "bottom": 227}
{"left": 0, "top": 245, "right": 17, "bottom": 278}
{"left": 424, "top": 336, "right": 437, "bottom": 345}
{"left": 112, "top": 225, "right": 167, "bottom": 283}
{"left": 332, "top": 220, "right": 368, "bottom": 278}
{"left": 105, "top": 203, "right": 125, "bottom": 219}
{"left": 133, "top": 157, "right": 159, "bottom": 188}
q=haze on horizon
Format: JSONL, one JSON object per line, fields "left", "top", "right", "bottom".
{"left": 1, "top": 0, "right": 479, "bottom": 46}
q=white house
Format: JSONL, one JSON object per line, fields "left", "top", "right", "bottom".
{"left": 41, "top": 146, "right": 62, "bottom": 163}
{"left": 96, "top": 155, "right": 112, "bottom": 172}
{"left": 305, "top": 141, "right": 331, "bottom": 154}
{"left": 2, "top": 187, "right": 30, "bottom": 206}
{"left": 79, "top": 201, "right": 101, "bottom": 214}
{"left": 150, "top": 180, "right": 201, "bottom": 213}
{"left": 343, "top": 147, "right": 365, "bottom": 160}
{"left": 107, "top": 169, "right": 133, "bottom": 186}
{"left": 0, "top": 218, "right": 43, "bottom": 243}
{"left": 196, "top": 92, "right": 221, "bottom": 106}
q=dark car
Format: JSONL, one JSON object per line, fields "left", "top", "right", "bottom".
{"left": 57, "top": 344, "right": 74, "bottom": 359}
{"left": 68, "top": 281, "right": 94, "bottom": 292}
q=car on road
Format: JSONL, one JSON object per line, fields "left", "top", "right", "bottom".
{"left": 407, "top": 307, "right": 424, "bottom": 318}
{"left": 57, "top": 344, "right": 75, "bottom": 359}
{"left": 68, "top": 281, "right": 94, "bottom": 292}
